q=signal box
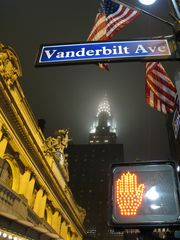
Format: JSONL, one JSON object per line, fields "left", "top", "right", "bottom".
{"left": 110, "top": 161, "right": 180, "bottom": 229}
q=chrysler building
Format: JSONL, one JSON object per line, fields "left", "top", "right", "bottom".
{"left": 89, "top": 96, "right": 117, "bottom": 144}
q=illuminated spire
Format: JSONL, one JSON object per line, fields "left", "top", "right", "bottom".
{"left": 96, "top": 96, "right": 111, "bottom": 117}
{"left": 89, "top": 95, "right": 117, "bottom": 144}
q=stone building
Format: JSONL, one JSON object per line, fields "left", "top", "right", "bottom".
{"left": 0, "top": 43, "right": 85, "bottom": 240}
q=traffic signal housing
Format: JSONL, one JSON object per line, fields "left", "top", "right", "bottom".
{"left": 110, "top": 161, "right": 180, "bottom": 229}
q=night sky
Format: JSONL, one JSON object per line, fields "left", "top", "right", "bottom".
{"left": 1, "top": 0, "right": 180, "bottom": 161}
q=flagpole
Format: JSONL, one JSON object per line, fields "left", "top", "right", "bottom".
{"left": 112, "top": 0, "right": 175, "bottom": 30}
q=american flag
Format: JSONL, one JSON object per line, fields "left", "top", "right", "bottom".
{"left": 87, "top": 0, "right": 140, "bottom": 69}
{"left": 145, "top": 62, "right": 177, "bottom": 114}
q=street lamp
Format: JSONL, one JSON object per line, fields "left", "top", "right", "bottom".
{"left": 138, "top": 0, "right": 157, "bottom": 5}
{"left": 129, "top": 0, "right": 180, "bottom": 40}
{"left": 138, "top": 0, "right": 180, "bottom": 21}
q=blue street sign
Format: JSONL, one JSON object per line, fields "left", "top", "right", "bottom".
{"left": 36, "top": 39, "right": 172, "bottom": 66}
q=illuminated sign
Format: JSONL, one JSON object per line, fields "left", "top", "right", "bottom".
{"left": 116, "top": 172, "right": 145, "bottom": 216}
{"left": 110, "top": 161, "right": 180, "bottom": 228}
{"left": 36, "top": 39, "right": 172, "bottom": 66}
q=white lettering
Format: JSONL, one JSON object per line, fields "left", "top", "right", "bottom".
{"left": 117, "top": 46, "right": 123, "bottom": 54}
{"left": 112, "top": 46, "right": 118, "bottom": 55}
{"left": 102, "top": 46, "right": 112, "bottom": 55}
{"left": 95, "top": 49, "right": 102, "bottom": 55}
{"left": 76, "top": 48, "right": 85, "bottom": 57}
{"left": 158, "top": 45, "right": 166, "bottom": 52}
{"left": 56, "top": 52, "right": 64, "bottom": 58}
{"left": 45, "top": 50, "right": 57, "bottom": 59}
{"left": 86, "top": 50, "right": 94, "bottom": 56}
{"left": 135, "top": 45, "right": 148, "bottom": 54}
{"left": 66, "top": 51, "right": 75, "bottom": 57}
{"left": 147, "top": 46, "right": 157, "bottom": 53}
{"left": 123, "top": 46, "right": 130, "bottom": 54}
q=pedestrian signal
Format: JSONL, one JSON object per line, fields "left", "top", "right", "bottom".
{"left": 110, "top": 161, "right": 180, "bottom": 228}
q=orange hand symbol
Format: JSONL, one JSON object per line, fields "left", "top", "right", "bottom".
{"left": 116, "top": 172, "right": 145, "bottom": 216}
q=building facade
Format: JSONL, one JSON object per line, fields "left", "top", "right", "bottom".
{"left": 0, "top": 43, "right": 86, "bottom": 240}
{"left": 67, "top": 97, "right": 124, "bottom": 240}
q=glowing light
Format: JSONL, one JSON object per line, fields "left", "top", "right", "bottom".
{"left": 116, "top": 172, "right": 145, "bottom": 216}
{"left": 3, "top": 233, "right": 7, "bottom": 238}
{"left": 90, "top": 121, "right": 96, "bottom": 133}
{"left": 0, "top": 230, "right": 25, "bottom": 240}
{"left": 96, "top": 98, "right": 111, "bottom": 117}
{"left": 145, "top": 186, "right": 159, "bottom": 201}
{"left": 138, "top": 0, "right": 157, "bottom": 5}
{"left": 110, "top": 120, "right": 117, "bottom": 133}
{"left": 90, "top": 127, "right": 96, "bottom": 133}
{"left": 150, "top": 204, "right": 161, "bottom": 210}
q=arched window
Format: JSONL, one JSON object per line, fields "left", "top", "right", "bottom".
{"left": 0, "top": 158, "right": 12, "bottom": 187}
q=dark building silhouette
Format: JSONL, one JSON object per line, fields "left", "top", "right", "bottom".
{"left": 67, "top": 97, "right": 124, "bottom": 240}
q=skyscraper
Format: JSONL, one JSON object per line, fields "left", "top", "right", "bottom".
{"left": 67, "top": 97, "right": 124, "bottom": 240}
{"left": 89, "top": 96, "right": 116, "bottom": 144}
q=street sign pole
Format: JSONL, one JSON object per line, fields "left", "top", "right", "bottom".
{"left": 170, "top": 0, "right": 180, "bottom": 20}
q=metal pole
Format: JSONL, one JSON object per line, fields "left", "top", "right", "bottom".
{"left": 170, "top": 0, "right": 180, "bottom": 20}
{"left": 169, "top": 0, "right": 180, "bottom": 41}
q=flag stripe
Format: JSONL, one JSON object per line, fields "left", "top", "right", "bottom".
{"left": 147, "top": 74, "right": 177, "bottom": 102}
{"left": 147, "top": 78, "right": 175, "bottom": 108}
{"left": 146, "top": 87, "right": 170, "bottom": 114}
{"left": 145, "top": 62, "right": 177, "bottom": 114}
{"left": 87, "top": 0, "right": 141, "bottom": 70}
{"left": 106, "top": 7, "right": 140, "bottom": 37}
{"left": 151, "top": 70, "right": 177, "bottom": 94}
{"left": 87, "top": 13, "right": 107, "bottom": 41}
